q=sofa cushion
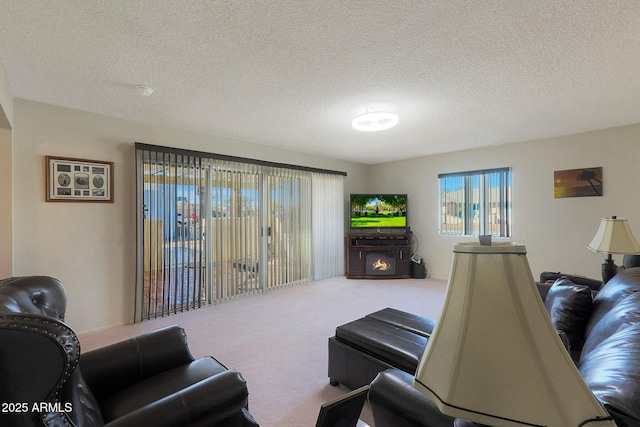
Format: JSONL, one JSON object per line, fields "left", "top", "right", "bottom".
{"left": 579, "top": 322, "right": 640, "bottom": 425}
{"left": 544, "top": 277, "right": 593, "bottom": 352}
{"left": 586, "top": 268, "right": 640, "bottom": 337}
{"left": 580, "top": 291, "right": 640, "bottom": 361}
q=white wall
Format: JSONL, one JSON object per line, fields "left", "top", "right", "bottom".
{"left": 0, "top": 60, "right": 12, "bottom": 128}
{"left": 0, "top": 61, "right": 12, "bottom": 277}
{"left": 12, "top": 99, "right": 369, "bottom": 333}
{"left": 0, "top": 127, "right": 11, "bottom": 277}
{"left": 369, "top": 124, "right": 640, "bottom": 281}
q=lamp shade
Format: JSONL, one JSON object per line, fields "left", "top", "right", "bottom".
{"left": 588, "top": 217, "right": 640, "bottom": 255}
{"left": 413, "top": 242, "right": 615, "bottom": 427}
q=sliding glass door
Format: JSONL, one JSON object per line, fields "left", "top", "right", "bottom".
{"left": 264, "top": 168, "right": 312, "bottom": 290}
{"left": 138, "top": 151, "right": 207, "bottom": 318}
{"left": 136, "top": 146, "right": 313, "bottom": 321}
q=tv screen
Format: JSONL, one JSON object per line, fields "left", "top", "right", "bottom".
{"left": 350, "top": 194, "right": 407, "bottom": 229}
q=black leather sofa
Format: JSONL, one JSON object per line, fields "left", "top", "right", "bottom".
{"left": 0, "top": 276, "right": 259, "bottom": 427}
{"left": 366, "top": 268, "right": 640, "bottom": 427}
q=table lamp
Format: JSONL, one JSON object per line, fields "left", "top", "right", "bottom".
{"left": 588, "top": 216, "right": 640, "bottom": 283}
{"left": 413, "top": 241, "right": 615, "bottom": 426}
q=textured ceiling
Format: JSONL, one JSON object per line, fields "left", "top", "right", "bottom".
{"left": 1, "top": 1, "right": 640, "bottom": 164}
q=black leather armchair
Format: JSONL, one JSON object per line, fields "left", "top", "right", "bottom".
{"left": 0, "top": 276, "right": 258, "bottom": 427}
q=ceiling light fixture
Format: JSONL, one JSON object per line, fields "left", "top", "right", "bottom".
{"left": 352, "top": 112, "right": 399, "bottom": 132}
{"left": 136, "top": 85, "right": 154, "bottom": 97}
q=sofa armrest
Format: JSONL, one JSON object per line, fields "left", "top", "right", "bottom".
{"left": 369, "top": 369, "right": 455, "bottom": 427}
{"left": 103, "top": 370, "right": 250, "bottom": 427}
{"left": 81, "top": 325, "right": 200, "bottom": 400}
{"left": 537, "top": 282, "right": 551, "bottom": 301}
{"left": 539, "top": 271, "right": 603, "bottom": 292}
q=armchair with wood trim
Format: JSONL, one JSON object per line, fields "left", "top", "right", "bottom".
{"left": 0, "top": 275, "right": 259, "bottom": 427}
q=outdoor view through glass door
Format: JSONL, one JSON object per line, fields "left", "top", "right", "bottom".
{"left": 136, "top": 147, "right": 312, "bottom": 321}
{"left": 264, "top": 169, "right": 312, "bottom": 290}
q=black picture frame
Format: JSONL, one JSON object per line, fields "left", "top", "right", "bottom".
{"left": 46, "top": 156, "right": 114, "bottom": 202}
{"left": 315, "top": 385, "right": 369, "bottom": 427}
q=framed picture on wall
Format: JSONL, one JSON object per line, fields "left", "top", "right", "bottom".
{"left": 46, "top": 156, "right": 114, "bottom": 202}
{"left": 554, "top": 167, "right": 602, "bottom": 198}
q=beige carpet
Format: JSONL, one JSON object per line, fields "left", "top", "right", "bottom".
{"left": 80, "top": 276, "right": 447, "bottom": 427}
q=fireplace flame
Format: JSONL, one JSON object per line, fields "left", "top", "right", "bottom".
{"left": 372, "top": 258, "right": 392, "bottom": 271}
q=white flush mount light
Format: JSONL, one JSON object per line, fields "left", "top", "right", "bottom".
{"left": 352, "top": 112, "right": 399, "bottom": 132}
{"left": 136, "top": 85, "right": 154, "bottom": 96}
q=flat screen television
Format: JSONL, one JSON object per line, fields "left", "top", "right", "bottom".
{"left": 350, "top": 194, "right": 407, "bottom": 229}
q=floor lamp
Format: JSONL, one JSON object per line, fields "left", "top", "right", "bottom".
{"left": 413, "top": 241, "right": 616, "bottom": 427}
{"left": 588, "top": 216, "right": 640, "bottom": 283}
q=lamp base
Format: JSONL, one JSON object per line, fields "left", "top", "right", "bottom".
{"left": 602, "top": 257, "right": 618, "bottom": 283}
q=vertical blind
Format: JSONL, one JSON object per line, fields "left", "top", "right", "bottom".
{"left": 208, "top": 160, "right": 262, "bottom": 300}
{"left": 312, "top": 173, "right": 345, "bottom": 280}
{"left": 264, "top": 166, "right": 313, "bottom": 290}
{"left": 136, "top": 144, "right": 345, "bottom": 321}
{"left": 138, "top": 150, "right": 207, "bottom": 318}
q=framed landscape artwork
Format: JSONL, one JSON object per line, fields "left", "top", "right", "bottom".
{"left": 46, "top": 156, "right": 114, "bottom": 202}
{"left": 554, "top": 167, "right": 602, "bottom": 198}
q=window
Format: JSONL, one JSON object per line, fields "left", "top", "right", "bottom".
{"left": 439, "top": 167, "right": 511, "bottom": 237}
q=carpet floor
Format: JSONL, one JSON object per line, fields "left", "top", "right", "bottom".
{"left": 80, "top": 276, "right": 446, "bottom": 427}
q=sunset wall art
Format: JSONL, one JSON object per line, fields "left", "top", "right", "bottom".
{"left": 554, "top": 167, "right": 603, "bottom": 198}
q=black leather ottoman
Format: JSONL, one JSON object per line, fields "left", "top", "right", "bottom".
{"left": 328, "top": 308, "right": 434, "bottom": 390}
{"left": 366, "top": 307, "right": 436, "bottom": 338}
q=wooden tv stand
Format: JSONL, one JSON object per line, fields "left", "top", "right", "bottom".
{"left": 346, "top": 232, "right": 412, "bottom": 279}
